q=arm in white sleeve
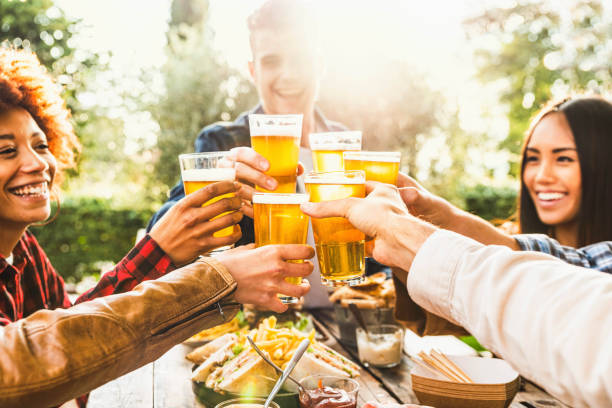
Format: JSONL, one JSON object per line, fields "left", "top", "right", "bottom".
{"left": 407, "top": 230, "right": 612, "bottom": 408}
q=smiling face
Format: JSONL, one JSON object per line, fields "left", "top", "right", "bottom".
{"left": 248, "top": 28, "right": 321, "bottom": 116}
{"left": 522, "top": 112, "right": 582, "bottom": 231}
{"left": 0, "top": 107, "right": 56, "bottom": 230}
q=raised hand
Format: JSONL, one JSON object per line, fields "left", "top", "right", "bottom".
{"left": 150, "top": 180, "right": 243, "bottom": 266}
{"left": 225, "top": 147, "right": 304, "bottom": 218}
{"left": 301, "top": 182, "right": 436, "bottom": 269}
{"left": 215, "top": 243, "right": 314, "bottom": 313}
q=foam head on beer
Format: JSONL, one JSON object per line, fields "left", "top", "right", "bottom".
{"left": 343, "top": 151, "right": 401, "bottom": 185}
{"left": 249, "top": 114, "right": 303, "bottom": 193}
{"left": 309, "top": 131, "right": 362, "bottom": 172}
{"left": 179, "top": 152, "right": 237, "bottom": 240}
{"left": 304, "top": 171, "right": 366, "bottom": 287}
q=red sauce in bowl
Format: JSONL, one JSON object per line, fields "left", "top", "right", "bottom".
{"left": 299, "top": 386, "right": 356, "bottom": 408}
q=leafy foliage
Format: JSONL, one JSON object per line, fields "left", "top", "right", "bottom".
{"left": 30, "top": 198, "right": 152, "bottom": 282}
{"left": 146, "top": 0, "right": 257, "bottom": 194}
{"left": 319, "top": 59, "right": 442, "bottom": 178}
{"left": 461, "top": 184, "right": 517, "bottom": 222}
{"left": 464, "top": 0, "right": 612, "bottom": 176}
{"left": 1, "top": 0, "right": 76, "bottom": 69}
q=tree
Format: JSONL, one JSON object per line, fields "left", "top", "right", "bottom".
{"left": 1, "top": 0, "right": 76, "bottom": 69}
{"left": 318, "top": 59, "right": 443, "bottom": 179}
{"left": 464, "top": 0, "right": 612, "bottom": 176}
{"left": 145, "top": 0, "right": 257, "bottom": 193}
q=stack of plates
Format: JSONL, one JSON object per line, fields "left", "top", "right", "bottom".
{"left": 410, "top": 355, "right": 519, "bottom": 408}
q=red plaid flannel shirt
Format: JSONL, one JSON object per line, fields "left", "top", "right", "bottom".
{"left": 0, "top": 230, "right": 175, "bottom": 406}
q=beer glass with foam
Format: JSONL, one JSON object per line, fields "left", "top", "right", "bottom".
{"left": 179, "top": 152, "right": 237, "bottom": 252}
{"left": 343, "top": 151, "right": 401, "bottom": 185}
{"left": 304, "top": 171, "right": 366, "bottom": 286}
{"left": 249, "top": 114, "right": 303, "bottom": 193}
{"left": 253, "top": 193, "right": 310, "bottom": 304}
{"left": 309, "top": 131, "right": 362, "bottom": 172}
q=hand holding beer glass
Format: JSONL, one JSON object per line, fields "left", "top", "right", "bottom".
{"left": 249, "top": 114, "right": 302, "bottom": 193}
{"left": 343, "top": 151, "right": 401, "bottom": 255}
{"left": 310, "top": 131, "right": 362, "bottom": 172}
{"left": 253, "top": 193, "right": 310, "bottom": 303}
{"left": 305, "top": 171, "right": 366, "bottom": 286}
{"left": 179, "top": 152, "right": 239, "bottom": 253}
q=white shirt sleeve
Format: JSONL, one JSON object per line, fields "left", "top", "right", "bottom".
{"left": 407, "top": 230, "right": 612, "bottom": 408}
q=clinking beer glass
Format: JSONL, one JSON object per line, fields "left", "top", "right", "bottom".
{"left": 304, "top": 171, "right": 366, "bottom": 287}
{"left": 249, "top": 114, "right": 302, "bottom": 193}
{"left": 253, "top": 193, "right": 310, "bottom": 304}
{"left": 343, "top": 151, "right": 401, "bottom": 255}
{"left": 309, "top": 131, "right": 362, "bottom": 172}
{"left": 343, "top": 151, "right": 401, "bottom": 185}
{"left": 179, "top": 152, "right": 237, "bottom": 252}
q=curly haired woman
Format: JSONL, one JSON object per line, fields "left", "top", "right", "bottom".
{"left": 0, "top": 47, "right": 313, "bottom": 407}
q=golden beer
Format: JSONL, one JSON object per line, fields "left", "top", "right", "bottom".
{"left": 343, "top": 151, "right": 401, "bottom": 185}
{"left": 310, "top": 131, "right": 362, "bottom": 172}
{"left": 181, "top": 168, "right": 237, "bottom": 238}
{"left": 179, "top": 152, "right": 238, "bottom": 253}
{"left": 250, "top": 135, "right": 300, "bottom": 192}
{"left": 305, "top": 171, "right": 366, "bottom": 286}
{"left": 253, "top": 193, "right": 310, "bottom": 303}
{"left": 249, "top": 114, "right": 302, "bottom": 193}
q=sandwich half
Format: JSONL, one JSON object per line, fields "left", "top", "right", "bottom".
{"left": 205, "top": 349, "right": 277, "bottom": 395}
{"left": 186, "top": 333, "right": 238, "bottom": 364}
{"left": 286, "top": 342, "right": 360, "bottom": 392}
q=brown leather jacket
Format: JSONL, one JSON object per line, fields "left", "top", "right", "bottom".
{"left": 0, "top": 257, "right": 240, "bottom": 408}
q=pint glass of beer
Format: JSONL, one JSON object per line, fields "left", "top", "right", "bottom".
{"left": 179, "top": 152, "right": 237, "bottom": 251}
{"left": 249, "top": 114, "right": 303, "bottom": 193}
{"left": 309, "top": 131, "right": 362, "bottom": 172}
{"left": 343, "top": 151, "right": 401, "bottom": 185}
{"left": 253, "top": 193, "right": 310, "bottom": 304}
{"left": 304, "top": 171, "right": 366, "bottom": 286}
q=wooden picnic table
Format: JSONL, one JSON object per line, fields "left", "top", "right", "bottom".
{"left": 88, "top": 309, "right": 569, "bottom": 408}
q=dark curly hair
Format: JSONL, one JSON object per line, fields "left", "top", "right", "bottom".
{"left": 0, "top": 46, "right": 80, "bottom": 186}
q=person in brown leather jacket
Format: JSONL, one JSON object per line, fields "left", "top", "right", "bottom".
{"left": 0, "top": 245, "right": 314, "bottom": 408}
{"left": 0, "top": 46, "right": 315, "bottom": 407}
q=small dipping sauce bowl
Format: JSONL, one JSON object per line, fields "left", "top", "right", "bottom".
{"left": 298, "top": 375, "right": 359, "bottom": 408}
{"left": 215, "top": 397, "right": 280, "bottom": 408}
{"left": 356, "top": 324, "right": 404, "bottom": 368}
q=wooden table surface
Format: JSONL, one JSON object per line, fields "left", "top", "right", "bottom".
{"left": 88, "top": 309, "right": 569, "bottom": 408}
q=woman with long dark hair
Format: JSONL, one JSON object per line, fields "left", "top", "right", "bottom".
{"left": 391, "top": 96, "right": 612, "bottom": 341}
{"left": 518, "top": 97, "right": 612, "bottom": 247}
{"left": 398, "top": 95, "right": 612, "bottom": 272}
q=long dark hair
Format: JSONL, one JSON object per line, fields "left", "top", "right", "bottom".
{"left": 518, "top": 96, "right": 612, "bottom": 247}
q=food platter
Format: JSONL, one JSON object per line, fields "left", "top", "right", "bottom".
{"left": 183, "top": 309, "right": 327, "bottom": 347}
{"left": 186, "top": 315, "right": 360, "bottom": 407}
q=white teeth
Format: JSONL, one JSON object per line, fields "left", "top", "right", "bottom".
{"left": 11, "top": 183, "right": 48, "bottom": 196}
{"left": 538, "top": 192, "right": 565, "bottom": 201}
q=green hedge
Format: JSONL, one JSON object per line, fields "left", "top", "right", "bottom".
{"left": 28, "top": 187, "right": 514, "bottom": 283}
{"left": 30, "top": 198, "right": 153, "bottom": 283}
{"left": 460, "top": 184, "right": 517, "bottom": 222}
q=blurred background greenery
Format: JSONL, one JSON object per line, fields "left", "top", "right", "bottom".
{"left": 1, "top": 0, "right": 610, "bottom": 282}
